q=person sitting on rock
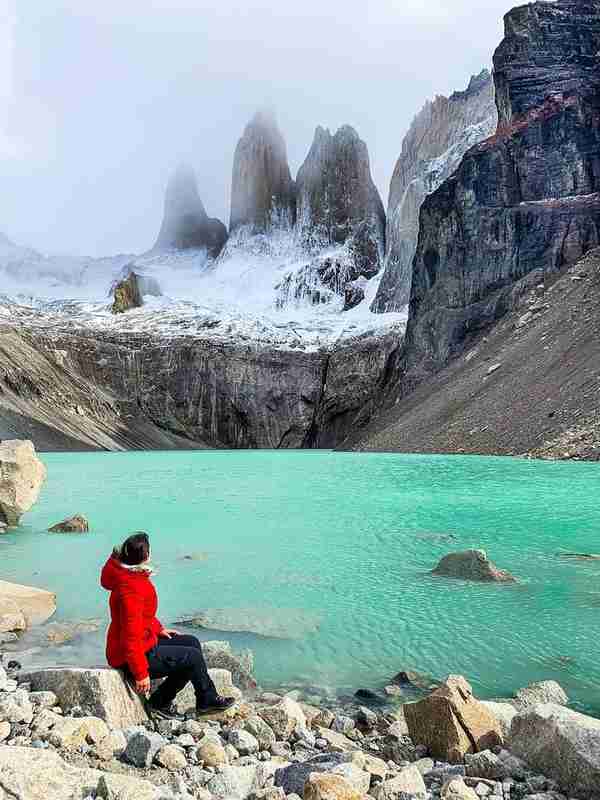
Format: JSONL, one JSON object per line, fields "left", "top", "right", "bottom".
{"left": 100, "top": 531, "right": 235, "bottom": 719}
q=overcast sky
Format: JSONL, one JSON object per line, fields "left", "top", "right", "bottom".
{"left": 1, "top": 0, "right": 519, "bottom": 257}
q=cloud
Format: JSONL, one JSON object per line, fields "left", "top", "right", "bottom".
{"left": 2, "top": 0, "right": 515, "bottom": 255}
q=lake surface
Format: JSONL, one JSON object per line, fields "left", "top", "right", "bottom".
{"left": 2, "top": 451, "right": 600, "bottom": 712}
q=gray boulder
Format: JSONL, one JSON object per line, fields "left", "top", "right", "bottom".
{"left": 0, "top": 745, "right": 101, "bottom": 800}
{"left": 509, "top": 703, "right": 600, "bottom": 799}
{"left": 23, "top": 667, "right": 149, "bottom": 728}
{"left": 0, "top": 439, "right": 46, "bottom": 526}
{"left": 515, "top": 681, "right": 568, "bottom": 709}
{"left": 274, "top": 752, "right": 349, "bottom": 795}
{"left": 154, "top": 164, "right": 227, "bottom": 258}
{"left": 230, "top": 110, "right": 296, "bottom": 234}
{"left": 123, "top": 728, "right": 167, "bottom": 768}
{"left": 432, "top": 550, "right": 516, "bottom": 582}
{"left": 207, "top": 763, "right": 259, "bottom": 798}
{"left": 0, "top": 579, "right": 56, "bottom": 630}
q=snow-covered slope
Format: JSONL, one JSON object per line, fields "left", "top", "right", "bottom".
{"left": 0, "top": 229, "right": 405, "bottom": 351}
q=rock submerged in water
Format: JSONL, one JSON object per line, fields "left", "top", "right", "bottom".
{"left": 48, "top": 514, "right": 89, "bottom": 533}
{"left": 432, "top": 549, "right": 516, "bottom": 583}
{"left": 0, "top": 579, "right": 56, "bottom": 633}
{"left": 0, "top": 439, "right": 46, "bottom": 527}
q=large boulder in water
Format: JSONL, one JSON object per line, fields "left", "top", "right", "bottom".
{"left": 154, "top": 163, "right": 228, "bottom": 257}
{"left": 296, "top": 125, "right": 385, "bottom": 273}
{"left": 509, "top": 703, "right": 600, "bottom": 799}
{"left": 432, "top": 549, "right": 516, "bottom": 582}
{"left": 23, "top": 667, "right": 149, "bottom": 728}
{"left": 230, "top": 110, "right": 296, "bottom": 234}
{"left": 0, "top": 580, "right": 56, "bottom": 628}
{"left": 0, "top": 440, "right": 46, "bottom": 527}
{"left": 404, "top": 675, "right": 503, "bottom": 763}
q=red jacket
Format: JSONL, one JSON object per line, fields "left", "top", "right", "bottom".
{"left": 100, "top": 555, "right": 164, "bottom": 681}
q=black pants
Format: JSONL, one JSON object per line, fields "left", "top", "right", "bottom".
{"left": 144, "top": 634, "right": 219, "bottom": 709}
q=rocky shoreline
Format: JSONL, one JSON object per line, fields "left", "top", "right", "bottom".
{"left": 1, "top": 646, "right": 598, "bottom": 800}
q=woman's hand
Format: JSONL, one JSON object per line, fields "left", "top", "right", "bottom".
{"left": 159, "top": 628, "right": 180, "bottom": 639}
{"left": 135, "top": 677, "right": 151, "bottom": 695}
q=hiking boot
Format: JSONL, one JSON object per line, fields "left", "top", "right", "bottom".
{"left": 196, "top": 696, "right": 236, "bottom": 716}
{"left": 146, "top": 700, "right": 182, "bottom": 721}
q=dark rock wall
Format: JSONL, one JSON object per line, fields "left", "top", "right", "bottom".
{"left": 403, "top": 0, "right": 600, "bottom": 382}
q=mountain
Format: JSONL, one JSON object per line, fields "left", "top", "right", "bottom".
{"left": 154, "top": 164, "right": 228, "bottom": 258}
{"left": 276, "top": 125, "right": 385, "bottom": 311}
{"left": 229, "top": 110, "right": 296, "bottom": 234}
{"left": 372, "top": 70, "right": 497, "bottom": 313}
{"left": 349, "top": 0, "right": 600, "bottom": 459}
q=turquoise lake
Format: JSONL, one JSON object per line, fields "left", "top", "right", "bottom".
{"left": 1, "top": 451, "right": 600, "bottom": 712}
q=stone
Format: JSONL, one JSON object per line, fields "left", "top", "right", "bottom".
{"left": 0, "top": 602, "right": 26, "bottom": 633}
{"left": 371, "top": 765, "right": 427, "bottom": 799}
{"left": 31, "top": 707, "right": 63, "bottom": 736}
{"left": 96, "top": 771, "right": 158, "bottom": 800}
{"left": 49, "top": 715, "right": 109, "bottom": 750}
{"left": 156, "top": 743, "right": 188, "bottom": 770}
{"left": 314, "top": 727, "right": 356, "bottom": 753}
{"left": 432, "top": 551, "right": 516, "bottom": 582}
{"left": 92, "top": 729, "right": 127, "bottom": 761}
{"left": 391, "top": 670, "right": 439, "bottom": 691}
{"left": 330, "top": 762, "right": 370, "bottom": 793}
{"left": 311, "top": 709, "right": 335, "bottom": 729}
{"left": 442, "top": 777, "right": 479, "bottom": 800}
{"left": 0, "top": 439, "right": 46, "bottom": 526}
{"left": 48, "top": 514, "right": 89, "bottom": 533}
{"left": 480, "top": 702, "right": 517, "bottom": 738}
{"left": 464, "top": 751, "right": 505, "bottom": 781}
{"left": 123, "top": 728, "right": 166, "bottom": 767}
{"left": 202, "top": 640, "right": 257, "bottom": 690}
{"left": 197, "top": 739, "right": 228, "bottom": 767}
{"left": 362, "top": 754, "right": 388, "bottom": 780}
{"left": 258, "top": 697, "right": 307, "bottom": 741}
{"left": 111, "top": 271, "right": 144, "bottom": 314}
{"left": 0, "top": 688, "right": 33, "bottom": 723}
{"left": 404, "top": 676, "right": 503, "bottom": 763}
{"left": 509, "top": 703, "right": 600, "bottom": 799}
{"left": 229, "top": 728, "right": 260, "bottom": 755}
{"left": 29, "top": 690, "right": 58, "bottom": 708}
{"left": 0, "top": 720, "right": 10, "bottom": 741}
{"left": 172, "top": 668, "right": 241, "bottom": 715}
{"left": 230, "top": 110, "right": 296, "bottom": 234}
{"left": 373, "top": 69, "right": 496, "bottom": 312}
{"left": 0, "top": 744, "right": 101, "bottom": 800}
{"left": 332, "top": 715, "right": 354, "bottom": 734}
{"left": 154, "top": 164, "right": 228, "bottom": 258}
{"left": 0, "top": 666, "right": 6, "bottom": 692}
{"left": 206, "top": 763, "right": 259, "bottom": 798}
{"left": 23, "top": 667, "right": 149, "bottom": 728}
{"left": 514, "top": 681, "right": 568, "bottom": 709}
{"left": 274, "top": 753, "right": 350, "bottom": 795}
{"left": 356, "top": 705, "right": 378, "bottom": 728}
{"left": 304, "top": 773, "right": 363, "bottom": 800}
{"left": 245, "top": 715, "right": 276, "bottom": 750}
{"left": 0, "top": 580, "right": 56, "bottom": 626}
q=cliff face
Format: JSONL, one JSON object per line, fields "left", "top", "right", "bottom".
{"left": 229, "top": 111, "right": 296, "bottom": 234}
{"left": 154, "top": 165, "right": 228, "bottom": 258}
{"left": 296, "top": 125, "right": 385, "bottom": 265}
{"left": 403, "top": 0, "right": 600, "bottom": 383}
{"left": 0, "top": 325, "right": 398, "bottom": 451}
{"left": 276, "top": 126, "right": 385, "bottom": 311}
{"left": 372, "top": 70, "right": 497, "bottom": 313}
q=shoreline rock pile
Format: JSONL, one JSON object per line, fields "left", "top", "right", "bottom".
{"left": 0, "top": 648, "right": 597, "bottom": 800}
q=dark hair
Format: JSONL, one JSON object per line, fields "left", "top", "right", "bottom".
{"left": 115, "top": 532, "right": 150, "bottom": 566}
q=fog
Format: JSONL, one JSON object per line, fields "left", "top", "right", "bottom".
{"left": 1, "top": 0, "right": 518, "bottom": 257}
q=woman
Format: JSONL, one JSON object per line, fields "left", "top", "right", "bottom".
{"left": 100, "top": 531, "right": 235, "bottom": 719}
